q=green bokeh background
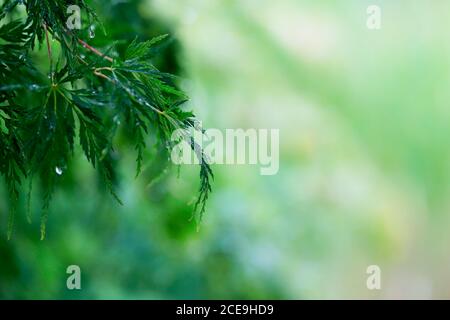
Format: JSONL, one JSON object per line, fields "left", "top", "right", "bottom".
{"left": 1, "top": 0, "right": 450, "bottom": 299}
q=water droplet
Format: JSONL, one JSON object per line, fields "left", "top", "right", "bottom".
{"left": 113, "top": 115, "right": 121, "bottom": 125}
{"left": 88, "top": 25, "right": 96, "bottom": 39}
{"left": 55, "top": 167, "right": 63, "bottom": 176}
{"left": 101, "top": 148, "right": 108, "bottom": 157}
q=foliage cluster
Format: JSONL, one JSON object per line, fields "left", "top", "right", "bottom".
{"left": 0, "top": 0, "right": 212, "bottom": 239}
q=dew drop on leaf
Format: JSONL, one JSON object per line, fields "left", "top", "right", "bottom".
{"left": 55, "top": 167, "right": 63, "bottom": 176}
{"left": 89, "top": 25, "right": 96, "bottom": 39}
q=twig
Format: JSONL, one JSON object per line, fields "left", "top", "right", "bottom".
{"left": 78, "top": 39, "right": 113, "bottom": 63}
{"left": 43, "top": 23, "right": 53, "bottom": 71}
{"left": 93, "top": 69, "right": 112, "bottom": 81}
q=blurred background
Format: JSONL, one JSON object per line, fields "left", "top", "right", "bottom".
{"left": 1, "top": 0, "right": 450, "bottom": 299}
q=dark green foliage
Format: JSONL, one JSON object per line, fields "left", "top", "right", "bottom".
{"left": 0, "top": 0, "right": 213, "bottom": 239}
